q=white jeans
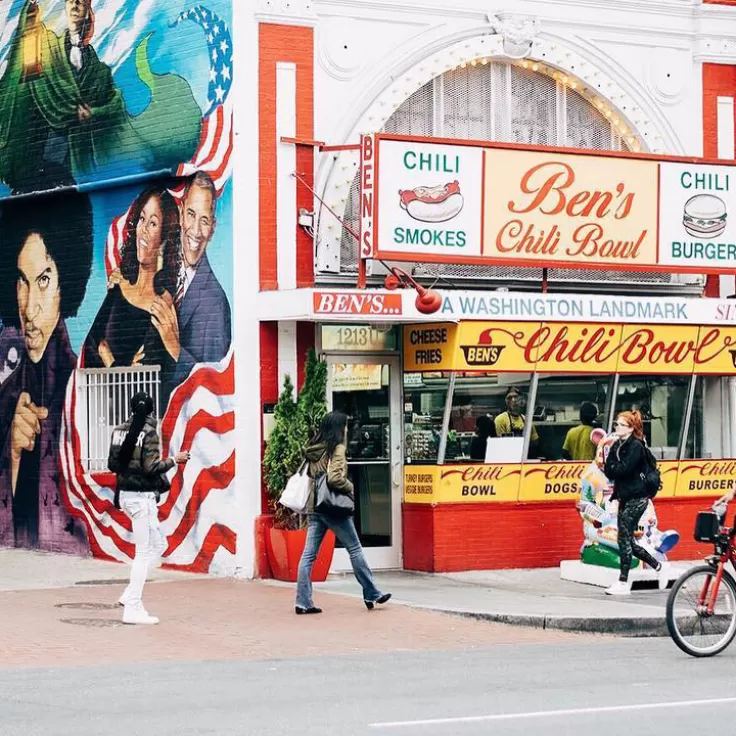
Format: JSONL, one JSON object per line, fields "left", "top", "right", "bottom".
{"left": 120, "top": 492, "right": 166, "bottom": 609}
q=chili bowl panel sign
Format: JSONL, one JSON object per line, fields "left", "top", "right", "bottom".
{"left": 363, "top": 134, "right": 736, "bottom": 274}
{"left": 375, "top": 139, "right": 484, "bottom": 258}
{"left": 483, "top": 148, "right": 659, "bottom": 269}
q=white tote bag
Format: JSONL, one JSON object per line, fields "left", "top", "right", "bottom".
{"left": 279, "top": 461, "right": 311, "bottom": 513}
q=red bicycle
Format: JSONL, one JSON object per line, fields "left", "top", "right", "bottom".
{"left": 666, "top": 505, "right": 736, "bottom": 657}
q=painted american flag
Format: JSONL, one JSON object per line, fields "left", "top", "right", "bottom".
{"left": 104, "top": 5, "right": 233, "bottom": 277}
{"left": 63, "top": 6, "right": 237, "bottom": 574}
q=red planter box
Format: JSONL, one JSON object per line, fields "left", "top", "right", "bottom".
{"left": 266, "top": 526, "right": 335, "bottom": 582}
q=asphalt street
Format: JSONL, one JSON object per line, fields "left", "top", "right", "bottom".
{"left": 2, "top": 635, "right": 736, "bottom": 736}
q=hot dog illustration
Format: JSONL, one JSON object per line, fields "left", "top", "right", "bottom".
{"left": 399, "top": 181, "right": 464, "bottom": 223}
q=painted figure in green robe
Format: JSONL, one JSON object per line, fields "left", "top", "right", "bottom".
{"left": 0, "top": 0, "right": 203, "bottom": 193}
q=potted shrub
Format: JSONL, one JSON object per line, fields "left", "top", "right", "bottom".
{"left": 263, "top": 351, "right": 334, "bottom": 582}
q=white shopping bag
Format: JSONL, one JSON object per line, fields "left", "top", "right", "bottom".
{"left": 279, "top": 462, "right": 311, "bottom": 513}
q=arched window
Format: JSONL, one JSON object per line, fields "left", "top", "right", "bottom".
{"left": 333, "top": 61, "right": 694, "bottom": 289}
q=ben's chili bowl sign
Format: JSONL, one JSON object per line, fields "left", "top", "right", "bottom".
{"left": 364, "top": 135, "right": 736, "bottom": 274}
{"left": 454, "top": 322, "right": 736, "bottom": 373}
{"left": 483, "top": 148, "right": 658, "bottom": 268}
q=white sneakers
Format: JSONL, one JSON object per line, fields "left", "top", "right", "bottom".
{"left": 122, "top": 604, "right": 159, "bottom": 625}
{"left": 605, "top": 563, "right": 669, "bottom": 596}
{"left": 605, "top": 579, "right": 632, "bottom": 596}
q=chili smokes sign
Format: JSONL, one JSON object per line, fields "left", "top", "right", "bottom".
{"left": 360, "top": 134, "right": 736, "bottom": 274}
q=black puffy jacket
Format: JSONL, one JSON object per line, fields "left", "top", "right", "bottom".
{"left": 108, "top": 415, "right": 175, "bottom": 497}
{"left": 604, "top": 436, "right": 648, "bottom": 503}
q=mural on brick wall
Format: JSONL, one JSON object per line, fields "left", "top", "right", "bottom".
{"left": 0, "top": 0, "right": 235, "bottom": 574}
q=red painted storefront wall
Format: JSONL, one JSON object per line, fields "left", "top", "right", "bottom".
{"left": 403, "top": 499, "right": 712, "bottom": 572}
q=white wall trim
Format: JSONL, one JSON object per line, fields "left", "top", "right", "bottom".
{"left": 232, "top": 0, "right": 261, "bottom": 579}
{"left": 277, "top": 321, "right": 298, "bottom": 392}
{"left": 717, "top": 96, "right": 735, "bottom": 160}
{"left": 276, "top": 62, "right": 298, "bottom": 291}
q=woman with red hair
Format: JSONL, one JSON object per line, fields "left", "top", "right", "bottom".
{"left": 604, "top": 410, "right": 668, "bottom": 595}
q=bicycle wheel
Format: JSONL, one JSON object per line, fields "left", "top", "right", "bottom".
{"left": 666, "top": 564, "right": 736, "bottom": 657}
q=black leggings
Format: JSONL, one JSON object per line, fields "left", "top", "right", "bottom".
{"left": 617, "top": 497, "right": 660, "bottom": 582}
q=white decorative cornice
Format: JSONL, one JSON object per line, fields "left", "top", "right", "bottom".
{"left": 488, "top": 12, "right": 542, "bottom": 59}
{"left": 695, "top": 37, "right": 736, "bottom": 64}
{"left": 256, "top": 0, "right": 318, "bottom": 27}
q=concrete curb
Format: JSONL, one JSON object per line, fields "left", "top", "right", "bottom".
{"left": 434, "top": 609, "right": 671, "bottom": 637}
{"left": 269, "top": 580, "right": 675, "bottom": 638}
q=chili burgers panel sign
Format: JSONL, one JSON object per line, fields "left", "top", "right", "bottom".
{"left": 361, "top": 134, "right": 736, "bottom": 274}
{"left": 659, "top": 163, "right": 736, "bottom": 269}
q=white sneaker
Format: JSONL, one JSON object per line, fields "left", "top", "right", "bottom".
{"left": 657, "top": 562, "right": 670, "bottom": 591}
{"left": 122, "top": 606, "right": 159, "bottom": 625}
{"left": 605, "top": 580, "right": 631, "bottom": 596}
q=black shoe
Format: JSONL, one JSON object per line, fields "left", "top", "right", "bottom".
{"left": 365, "top": 593, "right": 392, "bottom": 610}
{"left": 295, "top": 606, "right": 322, "bottom": 615}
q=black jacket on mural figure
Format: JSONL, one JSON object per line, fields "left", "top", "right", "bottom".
{"left": 108, "top": 415, "right": 175, "bottom": 506}
{"left": 604, "top": 436, "right": 649, "bottom": 503}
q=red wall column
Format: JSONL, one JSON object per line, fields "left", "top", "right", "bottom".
{"left": 258, "top": 24, "right": 315, "bottom": 291}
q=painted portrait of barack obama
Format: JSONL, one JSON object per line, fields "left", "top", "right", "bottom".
{"left": 0, "top": 192, "right": 92, "bottom": 553}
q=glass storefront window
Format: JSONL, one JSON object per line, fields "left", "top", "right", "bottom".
{"left": 533, "top": 374, "right": 614, "bottom": 462}
{"left": 443, "top": 373, "right": 533, "bottom": 463}
{"left": 683, "top": 377, "right": 735, "bottom": 460}
{"left": 613, "top": 375, "right": 689, "bottom": 460}
{"left": 404, "top": 373, "right": 450, "bottom": 464}
{"left": 405, "top": 367, "right": 736, "bottom": 465}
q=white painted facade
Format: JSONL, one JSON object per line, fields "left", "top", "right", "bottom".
{"left": 247, "top": 0, "right": 736, "bottom": 578}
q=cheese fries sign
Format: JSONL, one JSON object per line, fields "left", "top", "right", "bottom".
{"left": 360, "top": 134, "right": 736, "bottom": 275}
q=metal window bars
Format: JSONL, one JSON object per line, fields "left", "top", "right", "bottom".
{"left": 76, "top": 366, "right": 161, "bottom": 473}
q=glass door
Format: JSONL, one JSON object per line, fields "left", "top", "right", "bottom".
{"left": 326, "top": 355, "right": 402, "bottom": 570}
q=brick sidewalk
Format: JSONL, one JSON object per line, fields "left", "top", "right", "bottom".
{"left": 1, "top": 579, "right": 585, "bottom": 668}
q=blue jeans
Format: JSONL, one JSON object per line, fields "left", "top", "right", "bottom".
{"left": 296, "top": 513, "right": 382, "bottom": 609}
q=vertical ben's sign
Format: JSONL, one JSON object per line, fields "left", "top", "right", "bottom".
{"left": 360, "top": 134, "right": 376, "bottom": 258}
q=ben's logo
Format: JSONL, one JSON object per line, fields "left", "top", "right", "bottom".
{"left": 313, "top": 292, "right": 402, "bottom": 316}
{"left": 460, "top": 329, "right": 507, "bottom": 366}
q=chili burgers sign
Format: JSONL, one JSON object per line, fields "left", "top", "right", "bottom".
{"left": 360, "top": 133, "right": 736, "bottom": 274}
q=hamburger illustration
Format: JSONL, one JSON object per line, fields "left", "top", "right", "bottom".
{"left": 399, "top": 181, "right": 464, "bottom": 223}
{"left": 683, "top": 194, "right": 727, "bottom": 238}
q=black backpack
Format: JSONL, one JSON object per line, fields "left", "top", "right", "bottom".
{"left": 640, "top": 444, "right": 662, "bottom": 497}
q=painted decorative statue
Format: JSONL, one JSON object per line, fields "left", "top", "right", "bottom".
{"left": 576, "top": 428, "right": 680, "bottom": 570}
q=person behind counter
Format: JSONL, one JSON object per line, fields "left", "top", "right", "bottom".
{"left": 494, "top": 387, "right": 539, "bottom": 456}
{"left": 562, "top": 402, "right": 599, "bottom": 462}
{"left": 469, "top": 415, "right": 496, "bottom": 461}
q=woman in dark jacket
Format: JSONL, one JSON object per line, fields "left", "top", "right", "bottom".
{"left": 604, "top": 410, "right": 667, "bottom": 595}
{"left": 108, "top": 391, "right": 188, "bottom": 624}
{"left": 295, "top": 411, "right": 391, "bottom": 615}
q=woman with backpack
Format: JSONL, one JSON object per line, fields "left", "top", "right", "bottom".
{"left": 295, "top": 411, "right": 391, "bottom": 615}
{"left": 604, "top": 410, "right": 668, "bottom": 596}
{"left": 108, "top": 391, "right": 189, "bottom": 624}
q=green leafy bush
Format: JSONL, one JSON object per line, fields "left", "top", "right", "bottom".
{"left": 263, "top": 350, "right": 327, "bottom": 529}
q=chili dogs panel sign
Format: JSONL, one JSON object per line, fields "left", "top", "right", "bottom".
{"left": 362, "top": 134, "right": 736, "bottom": 274}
